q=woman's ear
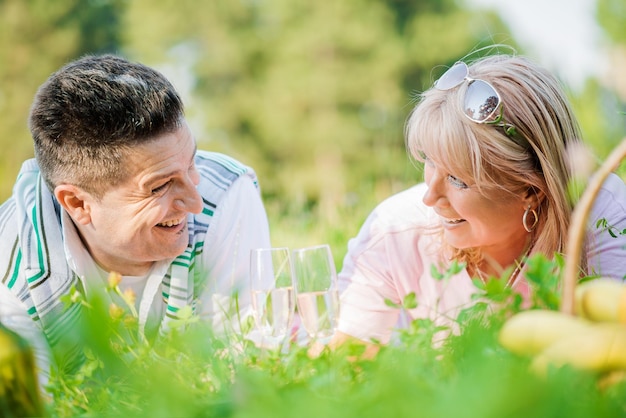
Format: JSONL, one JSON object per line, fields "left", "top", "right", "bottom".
{"left": 522, "top": 186, "right": 545, "bottom": 210}
{"left": 54, "top": 184, "right": 93, "bottom": 225}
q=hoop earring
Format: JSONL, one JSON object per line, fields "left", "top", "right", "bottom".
{"left": 522, "top": 206, "right": 539, "bottom": 233}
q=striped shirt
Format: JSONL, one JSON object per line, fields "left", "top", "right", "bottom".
{"left": 0, "top": 151, "right": 271, "bottom": 382}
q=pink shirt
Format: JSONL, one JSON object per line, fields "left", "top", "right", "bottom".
{"left": 338, "top": 174, "right": 626, "bottom": 344}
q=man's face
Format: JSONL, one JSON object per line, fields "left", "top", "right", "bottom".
{"left": 73, "top": 123, "right": 202, "bottom": 275}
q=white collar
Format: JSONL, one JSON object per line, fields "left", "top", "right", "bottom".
{"left": 60, "top": 210, "right": 172, "bottom": 331}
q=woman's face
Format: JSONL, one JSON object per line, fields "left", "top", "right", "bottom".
{"left": 68, "top": 123, "right": 203, "bottom": 275}
{"left": 422, "top": 157, "right": 530, "bottom": 266}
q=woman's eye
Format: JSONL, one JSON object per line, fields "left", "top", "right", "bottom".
{"left": 418, "top": 151, "right": 434, "bottom": 166}
{"left": 447, "top": 175, "right": 468, "bottom": 189}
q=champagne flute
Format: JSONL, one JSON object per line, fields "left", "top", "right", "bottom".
{"left": 291, "top": 244, "right": 340, "bottom": 345}
{"left": 250, "top": 247, "right": 295, "bottom": 348}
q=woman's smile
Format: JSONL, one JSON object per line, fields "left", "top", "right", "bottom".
{"left": 440, "top": 216, "right": 466, "bottom": 227}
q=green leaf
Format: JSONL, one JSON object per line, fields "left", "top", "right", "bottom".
{"left": 430, "top": 263, "right": 444, "bottom": 280}
{"left": 384, "top": 298, "right": 401, "bottom": 309}
{"left": 402, "top": 292, "right": 418, "bottom": 310}
{"left": 430, "top": 260, "right": 467, "bottom": 281}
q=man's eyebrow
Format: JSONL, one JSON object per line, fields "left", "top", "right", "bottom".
{"left": 147, "top": 170, "right": 176, "bottom": 185}
{"left": 147, "top": 143, "right": 197, "bottom": 185}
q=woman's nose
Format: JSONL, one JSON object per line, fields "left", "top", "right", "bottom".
{"left": 422, "top": 167, "right": 446, "bottom": 208}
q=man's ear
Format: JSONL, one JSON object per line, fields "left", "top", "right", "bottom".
{"left": 522, "top": 186, "right": 545, "bottom": 210}
{"left": 54, "top": 184, "right": 93, "bottom": 225}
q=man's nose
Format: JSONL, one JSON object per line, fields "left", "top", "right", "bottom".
{"left": 175, "top": 176, "right": 203, "bottom": 214}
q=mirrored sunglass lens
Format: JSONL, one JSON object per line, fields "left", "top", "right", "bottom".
{"left": 463, "top": 80, "right": 500, "bottom": 122}
{"left": 435, "top": 62, "right": 468, "bottom": 90}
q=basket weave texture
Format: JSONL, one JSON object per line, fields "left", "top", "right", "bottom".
{"left": 561, "top": 137, "right": 626, "bottom": 315}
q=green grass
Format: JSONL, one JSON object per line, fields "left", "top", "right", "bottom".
{"left": 30, "top": 254, "right": 626, "bottom": 418}
{"left": 3, "top": 141, "right": 626, "bottom": 417}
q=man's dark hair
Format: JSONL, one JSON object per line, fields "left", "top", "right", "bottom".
{"left": 29, "top": 54, "right": 184, "bottom": 196}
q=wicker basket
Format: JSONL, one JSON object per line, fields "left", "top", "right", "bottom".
{"left": 561, "top": 137, "right": 626, "bottom": 315}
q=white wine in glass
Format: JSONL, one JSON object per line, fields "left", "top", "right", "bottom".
{"left": 250, "top": 247, "right": 295, "bottom": 347}
{"left": 292, "top": 244, "right": 340, "bottom": 344}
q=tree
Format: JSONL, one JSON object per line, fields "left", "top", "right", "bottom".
{"left": 0, "top": 0, "right": 123, "bottom": 199}
{"left": 122, "top": 0, "right": 512, "bottom": 221}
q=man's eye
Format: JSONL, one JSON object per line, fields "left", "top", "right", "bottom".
{"left": 447, "top": 175, "right": 468, "bottom": 189}
{"left": 152, "top": 180, "right": 172, "bottom": 194}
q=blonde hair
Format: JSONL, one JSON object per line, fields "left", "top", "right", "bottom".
{"left": 406, "top": 54, "right": 583, "bottom": 272}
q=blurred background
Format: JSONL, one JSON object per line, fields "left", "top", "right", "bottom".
{"left": 1, "top": 0, "right": 625, "bottom": 265}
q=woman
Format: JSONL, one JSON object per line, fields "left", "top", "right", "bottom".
{"left": 332, "top": 54, "right": 626, "bottom": 350}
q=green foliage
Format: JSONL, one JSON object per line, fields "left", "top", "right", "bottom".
{"left": 120, "top": 0, "right": 521, "bottom": 224}
{"left": 1, "top": 0, "right": 624, "bottom": 256}
{"left": 569, "top": 80, "right": 626, "bottom": 175}
{"left": 38, "top": 254, "right": 626, "bottom": 417}
{"left": 0, "top": 323, "right": 44, "bottom": 417}
{"left": 596, "top": 217, "right": 626, "bottom": 239}
{"left": 431, "top": 259, "right": 466, "bottom": 280}
{"left": 524, "top": 253, "right": 563, "bottom": 310}
{"left": 2, "top": 4, "right": 626, "bottom": 415}
{"left": 597, "top": 0, "right": 626, "bottom": 44}
{"left": 0, "top": 0, "right": 124, "bottom": 199}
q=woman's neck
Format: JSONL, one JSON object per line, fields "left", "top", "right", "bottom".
{"left": 476, "top": 235, "right": 534, "bottom": 280}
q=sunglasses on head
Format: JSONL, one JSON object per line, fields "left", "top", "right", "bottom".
{"left": 435, "top": 61, "right": 518, "bottom": 137}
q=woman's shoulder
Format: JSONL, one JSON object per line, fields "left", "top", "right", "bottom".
{"left": 592, "top": 173, "right": 626, "bottom": 217}
{"left": 599, "top": 172, "right": 626, "bottom": 200}
{"left": 370, "top": 183, "right": 435, "bottom": 226}
{"left": 342, "top": 184, "right": 442, "bottom": 276}
{"left": 354, "top": 184, "right": 437, "bottom": 244}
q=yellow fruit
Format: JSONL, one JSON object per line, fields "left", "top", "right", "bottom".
{"left": 598, "top": 369, "right": 626, "bottom": 391}
{"left": 498, "top": 309, "right": 593, "bottom": 356}
{"left": 575, "top": 278, "right": 626, "bottom": 323}
{"left": 531, "top": 323, "right": 626, "bottom": 375}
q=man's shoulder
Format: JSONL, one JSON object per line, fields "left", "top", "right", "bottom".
{"left": 0, "top": 196, "right": 18, "bottom": 234}
{"left": 195, "top": 151, "right": 258, "bottom": 193}
{"left": 0, "top": 197, "right": 20, "bottom": 288}
{"left": 0, "top": 160, "right": 39, "bottom": 236}
{"left": 195, "top": 151, "right": 253, "bottom": 176}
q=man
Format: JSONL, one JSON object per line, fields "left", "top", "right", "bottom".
{"left": 0, "top": 54, "right": 271, "bottom": 381}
